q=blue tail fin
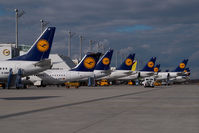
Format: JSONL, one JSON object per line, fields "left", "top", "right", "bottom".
{"left": 184, "top": 67, "right": 190, "bottom": 72}
{"left": 95, "top": 49, "right": 113, "bottom": 70}
{"left": 71, "top": 52, "right": 101, "bottom": 72}
{"left": 116, "top": 54, "right": 135, "bottom": 70}
{"left": 140, "top": 57, "right": 156, "bottom": 71}
{"left": 10, "top": 27, "right": 56, "bottom": 61}
{"left": 173, "top": 59, "right": 188, "bottom": 72}
{"left": 154, "top": 64, "right": 160, "bottom": 72}
{"left": 184, "top": 67, "right": 191, "bottom": 76}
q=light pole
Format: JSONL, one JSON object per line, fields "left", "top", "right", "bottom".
{"left": 97, "top": 42, "right": 105, "bottom": 54}
{"left": 67, "top": 30, "right": 75, "bottom": 58}
{"left": 15, "top": 9, "right": 25, "bottom": 49}
{"left": 97, "top": 42, "right": 99, "bottom": 52}
{"left": 90, "top": 40, "right": 99, "bottom": 52}
{"left": 40, "top": 19, "right": 49, "bottom": 33}
{"left": 116, "top": 50, "right": 119, "bottom": 68}
{"left": 102, "top": 44, "right": 105, "bottom": 53}
{"left": 79, "top": 35, "right": 83, "bottom": 60}
{"left": 89, "top": 40, "right": 93, "bottom": 52}
{"left": 95, "top": 40, "right": 101, "bottom": 52}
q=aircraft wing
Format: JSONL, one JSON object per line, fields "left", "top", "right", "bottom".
{"left": 147, "top": 72, "right": 155, "bottom": 76}
{"left": 176, "top": 72, "right": 184, "bottom": 76}
{"left": 123, "top": 71, "right": 138, "bottom": 75}
{"left": 123, "top": 71, "right": 134, "bottom": 75}
{"left": 100, "top": 70, "right": 112, "bottom": 75}
{"left": 34, "top": 59, "right": 51, "bottom": 68}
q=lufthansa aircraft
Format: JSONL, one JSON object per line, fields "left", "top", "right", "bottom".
{"left": 22, "top": 52, "right": 101, "bottom": 87}
{"left": 118, "top": 57, "right": 157, "bottom": 80}
{"left": 102, "top": 54, "right": 136, "bottom": 80}
{"left": 155, "top": 59, "right": 189, "bottom": 81}
{"left": 0, "top": 27, "right": 56, "bottom": 88}
{"left": 94, "top": 49, "right": 113, "bottom": 79}
{"left": 68, "top": 49, "right": 113, "bottom": 82}
{"left": 169, "top": 68, "right": 190, "bottom": 83}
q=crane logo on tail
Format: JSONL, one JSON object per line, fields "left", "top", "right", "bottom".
{"left": 102, "top": 57, "right": 110, "bottom": 65}
{"left": 147, "top": 61, "right": 154, "bottom": 68}
{"left": 125, "top": 58, "right": 133, "bottom": 66}
{"left": 37, "top": 39, "right": 49, "bottom": 52}
{"left": 154, "top": 67, "right": 159, "bottom": 72}
{"left": 84, "top": 57, "right": 96, "bottom": 69}
{"left": 3, "top": 49, "right": 10, "bottom": 56}
{"left": 179, "top": 63, "right": 185, "bottom": 69}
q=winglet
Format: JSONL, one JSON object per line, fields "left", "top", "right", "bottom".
{"left": 131, "top": 60, "right": 137, "bottom": 71}
{"left": 34, "top": 59, "right": 51, "bottom": 67}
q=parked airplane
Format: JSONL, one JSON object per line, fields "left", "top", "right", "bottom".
{"left": 0, "top": 27, "right": 56, "bottom": 88}
{"left": 117, "top": 57, "right": 157, "bottom": 80}
{"left": 94, "top": 49, "right": 113, "bottom": 79}
{"left": 102, "top": 53, "right": 136, "bottom": 80}
{"left": 155, "top": 59, "right": 189, "bottom": 81}
{"left": 22, "top": 52, "right": 101, "bottom": 87}
{"left": 169, "top": 67, "right": 191, "bottom": 83}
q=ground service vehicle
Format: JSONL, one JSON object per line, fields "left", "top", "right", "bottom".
{"left": 142, "top": 77, "right": 154, "bottom": 87}
{"left": 65, "top": 82, "right": 80, "bottom": 88}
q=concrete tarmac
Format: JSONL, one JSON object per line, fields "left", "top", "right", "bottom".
{"left": 0, "top": 85, "right": 198, "bottom": 133}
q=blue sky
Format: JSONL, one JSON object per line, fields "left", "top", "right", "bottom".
{"left": 0, "top": 7, "right": 6, "bottom": 16}
{"left": 0, "top": 0, "right": 199, "bottom": 78}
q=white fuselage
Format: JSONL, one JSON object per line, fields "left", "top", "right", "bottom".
{"left": 101, "top": 70, "right": 134, "bottom": 80}
{"left": 117, "top": 71, "right": 154, "bottom": 81}
{"left": 170, "top": 76, "right": 190, "bottom": 83}
{"left": 94, "top": 70, "right": 111, "bottom": 79}
{"left": 23, "top": 69, "right": 94, "bottom": 85}
{"left": 155, "top": 72, "right": 181, "bottom": 81}
{"left": 77, "top": 70, "right": 111, "bottom": 81}
{"left": 0, "top": 60, "right": 51, "bottom": 81}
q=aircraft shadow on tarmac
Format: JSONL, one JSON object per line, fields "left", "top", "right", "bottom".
{"left": 0, "top": 96, "right": 60, "bottom": 100}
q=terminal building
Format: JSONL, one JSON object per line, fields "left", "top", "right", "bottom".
{"left": 0, "top": 43, "right": 17, "bottom": 60}
{"left": 0, "top": 43, "right": 31, "bottom": 60}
